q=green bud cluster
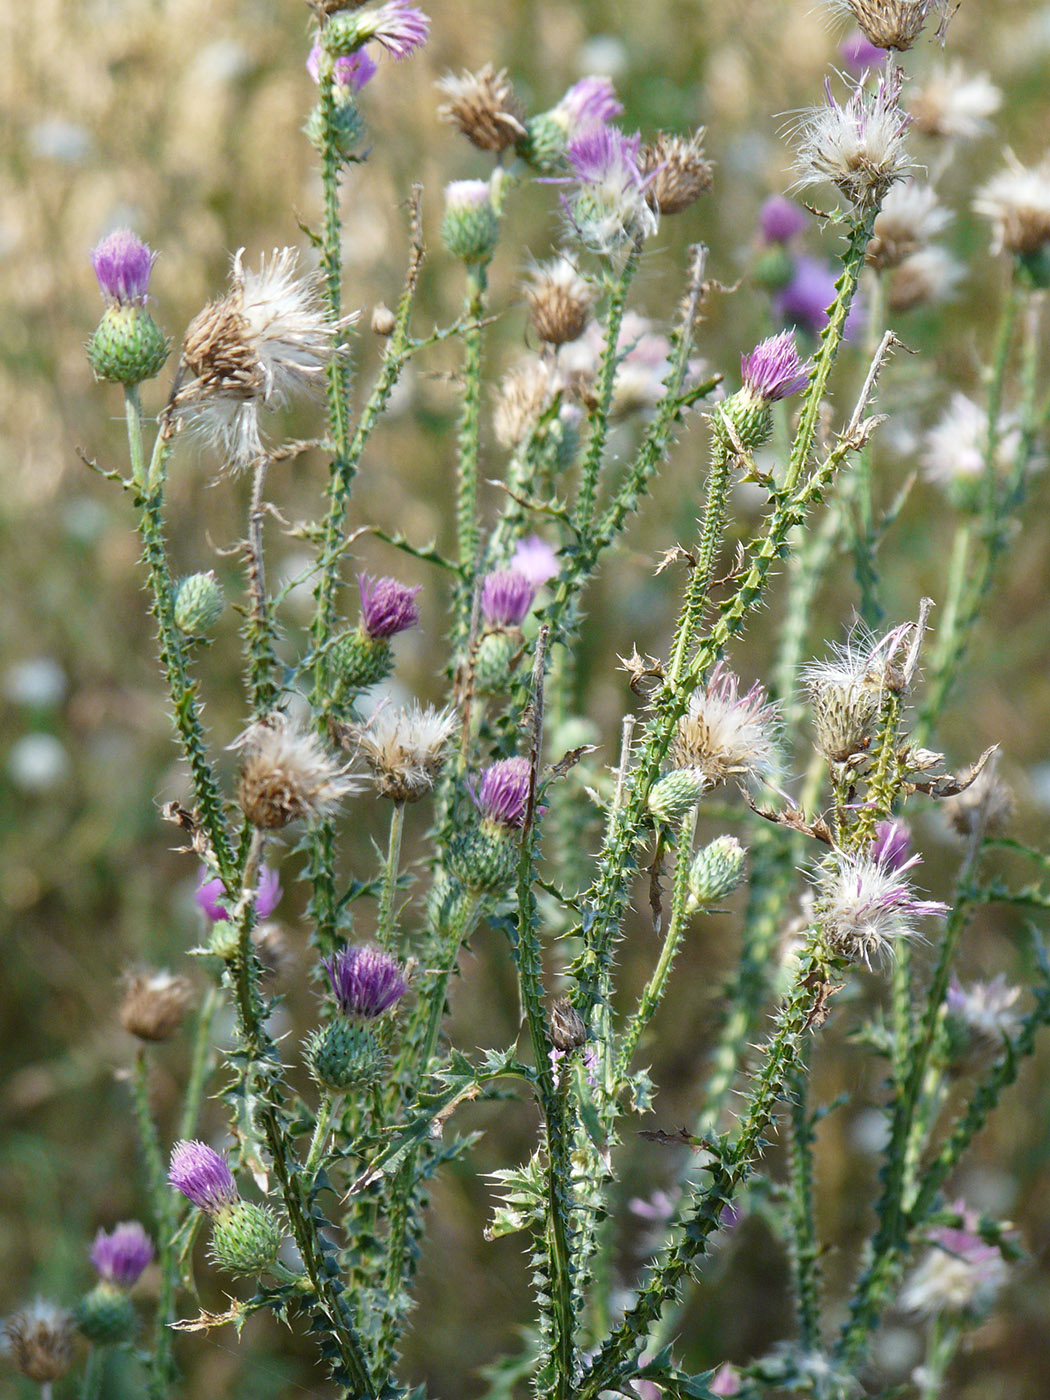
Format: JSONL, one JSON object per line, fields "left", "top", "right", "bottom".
{"left": 209, "top": 1201, "right": 283, "bottom": 1276}
{"left": 647, "top": 768, "right": 706, "bottom": 825}
{"left": 450, "top": 825, "right": 519, "bottom": 892}
{"left": 752, "top": 245, "right": 796, "bottom": 293}
{"left": 329, "top": 629, "right": 393, "bottom": 694}
{"left": 74, "top": 1284, "right": 138, "bottom": 1346}
{"left": 473, "top": 631, "right": 519, "bottom": 695}
{"left": 687, "top": 835, "right": 747, "bottom": 910}
{"left": 305, "top": 100, "right": 367, "bottom": 164}
{"left": 425, "top": 869, "right": 472, "bottom": 935}
{"left": 174, "top": 572, "right": 225, "bottom": 636}
{"left": 306, "top": 1019, "right": 385, "bottom": 1093}
{"left": 441, "top": 199, "right": 500, "bottom": 265}
{"left": 87, "top": 305, "right": 169, "bottom": 387}
{"left": 516, "top": 111, "right": 568, "bottom": 173}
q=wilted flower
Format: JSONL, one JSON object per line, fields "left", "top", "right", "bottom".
{"left": 232, "top": 711, "right": 359, "bottom": 829}
{"left": 867, "top": 178, "right": 951, "bottom": 271}
{"left": 640, "top": 129, "right": 713, "bottom": 215}
{"left": 548, "top": 997, "right": 588, "bottom": 1051}
{"left": 943, "top": 750, "right": 1014, "bottom": 835}
{"left": 172, "top": 248, "right": 337, "bottom": 470}
{"left": 900, "top": 1204, "right": 1009, "bottom": 1317}
{"left": 119, "top": 969, "right": 194, "bottom": 1042}
{"left": 196, "top": 864, "right": 282, "bottom": 922}
{"left": 524, "top": 255, "right": 595, "bottom": 345}
{"left": 324, "top": 944, "right": 407, "bottom": 1019}
{"left": 673, "top": 662, "right": 779, "bottom": 786}
{"left": 974, "top": 152, "right": 1050, "bottom": 257}
{"left": 909, "top": 62, "right": 1001, "bottom": 141}
{"left": 473, "top": 756, "right": 532, "bottom": 829}
{"left": 351, "top": 702, "right": 457, "bottom": 801}
{"left": 562, "top": 125, "right": 659, "bottom": 256}
{"left": 168, "top": 1140, "right": 238, "bottom": 1214}
{"left": 438, "top": 64, "right": 525, "bottom": 151}
{"left": 3, "top": 1300, "right": 75, "bottom": 1383}
{"left": 358, "top": 574, "right": 421, "bottom": 640}
{"left": 92, "top": 229, "right": 155, "bottom": 306}
{"left": 814, "top": 849, "right": 947, "bottom": 965}
{"left": 90, "top": 1222, "right": 154, "bottom": 1288}
{"left": 825, "top": 0, "right": 948, "bottom": 52}
{"left": 511, "top": 535, "right": 560, "bottom": 586}
{"left": 788, "top": 68, "right": 911, "bottom": 212}
{"left": 480, "top": 569, "right": 535, "bottom": 628}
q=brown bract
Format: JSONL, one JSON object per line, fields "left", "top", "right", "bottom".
{"left": 642, "top": 130, "right": 713, "bottom": 215}
{"left": 438, "top": 64, "right": 526, "bottom": 153}
{"left": 120, "top": 969, "right": 194, "bottom": 1041}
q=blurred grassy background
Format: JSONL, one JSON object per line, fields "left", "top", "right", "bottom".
{"left": 4, "top": 0, "right": 1050, "bottom": 1396}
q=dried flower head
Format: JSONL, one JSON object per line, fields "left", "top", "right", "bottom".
{"left": 438, "top": 64, "right": 526, "bottom": 151}
{"left": 3, "top": 1301, "right": 75, "bottom": 1383}
{"left": 324, "top": 944, "right": 407, "bottom": 1019}
{"left": 789, "top": 68, "right": 911, "bottom": 212}
{"left": 974, "top": 152, "right": 1050, "bottom": 256}
{"left": 480, "top": 569, "right": 535, "bottom": 628}
{"left": 119, "top": 969, "right": 194, "bottom": 1042}
{"left": 492, "top": 358, "right": 556, "bottom": 449}
{"left": 921, "top": 393, "right": 1021, "bottom": 496}
{"left": 548, "top": 998, "right": 588, "bottom": 1051}
{"left": 563, "top": 126, "right": 659, "bottom": 256}
{"left": 90, "top": 1222, "right": 155, "bottom": 1288}
{"left": 641, "top": 129, "right": 714, "bottom": 215}
{"left": 196, "top": 864, "right": 282, "bottom": 922}
{"left": 673, "top": 662, "right": 779, "bottom": 786}
{"left": 172, "top": 248, "right": 337, "bottom": 469}
{"left": 943, "top": 750, "right": 1014, "bottom": 836}
{"left": 888, "top": 245, "right": 963, "bottom": 312}
{"left": 946, "top": 974, "right": 1022, "bottom": 1043}
{"left": 909, "top": 62, "right": 1001, "bottom": 141}
{"left": 350, "top": 702, "right": 457, "bottom": 801}
{"left": 232, "top": 711, "right": 359, "bottom": 829}
{"left": 825, "top": 0, "right": 948, "bottom": 52}
{"left": 358, "top": 573, "right": 421, "bottom": 639}
{"left": 92, "top": 229, "right": 156, "bottom": 306}
{"left": 815, "top": 849, "right": 947, "bottom": 965}
{"left": 900, "top": 1204, "right": 1009, "bottom": 1317}
{"left": 472, "top": 756, "right": 532, "bottom": 829}
{"left": 867, "top": 178, "right": 951, "bottom": 270}
{"left": 802, "top": 621, "right": 918, "bottom": 762}
{"left": 252, "top": 922, "right": 292, "bottom": 980}
{"left": 168, "top": 1140, "right": 238, "bottom": 1214}
{"left": 525, "top": 256, "right": 595, "bottom": 345}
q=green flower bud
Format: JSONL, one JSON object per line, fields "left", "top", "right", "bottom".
{"left": 647, "top": 768, "right": 707, "bottom": 825}
{"left": 441, "top": 181, "right": 500, "bottom": 264}
{"left": 207, "top": 920, "right": 240, "bottom": 961}
{"left": 687, "top": 835, "right": 747, "bottom": 910}
{"left": 713, "top": 389, "right": 774, "bottom": 453}
{"left": 174, "top": 572, "right": 225, "bottom": 636}
{"left": 425, "top": 869, "right": 472, "bottom": 935}
{"left": 473, "top": 630, "right": 520, "bottom": 695}
{"left": 752, "top": 245, "right": 797, "bottom": 293}
{"left": 87, "top": 305, "right": 169, "bottom": 386}
{"left": 74, "top": 1284, "right": 138, "bottom": 1346}
{"left": 304, "top": 100, "right": 367, "bottom": 163}
{"left": 209, "top": 1201, "right": 283, "bottom": 1276}
{"left": 328, "top": 629, "right": 393, "bottom": 695}
{"left": 449, "top": 825, "right": 519, "bottom": 892}
{"left": 306, "top": 1019, "right": 385, "bottom": 1093}
{"left": 516, "top": 110, "right": 568, "bottom": 173}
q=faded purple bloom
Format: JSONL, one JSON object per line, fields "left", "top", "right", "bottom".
{"left": 90, "top": 1221, "right": 154, "bottom": 1287}
{"left": 817, "top": 849, "right": 948, "bottom": 966}
{"left": 841, "top": 30, "right": 889, "bottom": 73}
{"left": 550, "top": 1043, "right": 599, "bottom": 1089}
{"left": 473, "top": 756, "right": 532, "bottom": 828}
{"left": 368, "top": 1, "right": 430, "bottom": 60}
{"left": 568, "top": 124, "right": 643, "bottom": 187}
{"left": 92, "top": 229, "right": 155, "bottom": 305}
{"left": 480, "top": 569, "right": 535, "bottom": 627}
{"left": 168, "top": 1140, "right": 238, "bottom": 1214}
{"left": 946, "top": 973, "right": 1022, "bottom": 1040}
{"left": 773, "top": 255, "right": 866, "bottom": 340}
{"left": 628, "top": 1188, "right": 679, "bottom": 1223}
{"left": 871, "top": 819, "right": 911, "bottom": 870}
{"left": 444, "top": 178, "right": 492, "bottom": 210}
{"left": 307, "top": 41, "right": 377, "bottom": 91}
{"left": 561, "top": 125, "right": 658, "bottom": 254}
{"left": 709, "top": 1364, "right": 742, "bottom": 1397}
{"left": 759, "top": 195, "right": 809, "bottom": 244}
{"left": 196, "top": 864, "right": 282, "bottom": 922}
{"left": 557, "top": 75, "right": 623, "bottom": 134}
{"left": 511, "top": 535, "right": 559, "bottom": 587}
{"left": 324, "top": 944, "right": 407, "bottom": 1019}
{"left": 740, "top": 330, "right": 810, "bottom": 402}
{"left": 900, "top": 1200, "right": 1009, "bottom": 1316}
{"left": 358, "top": 573, "right": 421, "bottom": 639}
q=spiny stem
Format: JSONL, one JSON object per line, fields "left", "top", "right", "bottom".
{"left": 178, "top": 982, "right": 222, "bottom": 1143}
{"left": 304, "top": 1092, "right": 343, "bottom": 1179}
{"left": 376, "top": 802, "right": 406, "bottom": 950}
{"left": 245, "top": 453, "right": 280, "bottom": 712}
{"left": 129, "top": 1050, "right": 177, "bottom": 1400}
{"left": 453, "top": 264, "right": 489, "bottom": 642}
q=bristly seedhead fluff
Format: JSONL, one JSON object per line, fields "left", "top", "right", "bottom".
{"left": 815, "top": 849, "right": 948, "bottom": 966}
{"left": 673, "top": 662, "right": 779, "bottom": 786}
{"left": 119, "top": 969, "right": 194, "bottom": 1042}
{"left": 358, "top": 573, "right": 421, "bottom": 639}
{"left": 867, "top": 178, "right": 951, "bottom": 270}
{"left": 472, "top": 756, "right": 532, "bottom": 829}
{"left": 524, "top": 256, "right": 595, "bottom": 346}
{"left": 563, "top": 125, "right": 659, "bottom": 257}
{"left": 92, "top": 229, "right": 156, "bottom": 305}
{"left": 90, "top": 1222, "right": 155, "bottom": 1288}
{"left": 640, "top": 129, "right": 714, "bottom": 215}
{"left": 438, "top": 64, "right": 526, "bottom": 152}
{"left": 172, "top": 247, "right": 337, "bottom": 470}
{"left": 168, "top": 1140, "right": 238, "bottom": 1214}
{"left": 908, "top": 62, "right": 1001, "bottom": 141}
{"left": 232, "top": 711, "right": 359, "bottom": 829}
{"left": 480, "top": 569, "right": 536, "bottom": 628}
{"left": 3, "top": 1300, "right": 76, "bottom": 1384}
{"left": 973, "top": 152, "right": 1050, "bottom": 257}
{"left": 351, "top": 701, "right": 457, "bottom": 801}
{"left": 788, "top": 67, "right": 911, "bottom": 213}
{"left": 825, "top": 0, "right": 949, "bottom": 53}
{"left": 946, "top": 974, "right": 1023, "bottom": 1043}
{"left": 323, "top": 944, "right": 408, "bottom": 1019}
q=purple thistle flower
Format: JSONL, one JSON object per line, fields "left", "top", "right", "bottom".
{"left": 758, "top": 195, "right": 808, "bottom": 245}
{"left": 90, "top": 1221, "right": 155, "bottom": 1288}
{"left": 557, "top": 75, "right": 623, "bottom": 134}
{"left": 168, "top": 1140, "right": 238, "bottom": 1214}
{"left": 871, "top": 819, "right": 912, "bottom": 870}
{"left": 567, "top": 124, "right": 644, "bottom": 188}
{"left": 358, "top": 573, "right": 421, "bottom": 639}
{"left": 444, "top": 178, "right": 492, "bottom": 210}
{"left": 472, "top": 756, "right": 532, "bottom": 829}
{"left": 841, "top": 30, "right": 889, "bottom": 73}
{"left": 307, "top": 42, "right": 377, "bottom": 91}
{"left": 480, "top": 569, "right": 535, "bottom": 627}
{"left": 773, "top": 255, "right": 866, "bottom": 340}
{"left": 324, "top": 944, "right": 407, "bottom": 1019}
{"left": 91, "top": 229, "right": 155, "bottom": 305}
{"left": 740, "top": 331, "right": 810, "bottom": 402}
{"left": 195, "top": 864, "right": 282, "bottom": 923}
{"left": 369, "top": 1, "right": 430, "bottom": 60}
{"left": 817, "top": 849, "right": 948, "bottom": 966}
{"left": 511, "top": 535, "right": 560, "bottom": 587}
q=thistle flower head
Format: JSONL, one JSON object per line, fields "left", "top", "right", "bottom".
{"left": 350, "top": 701, "right": 457, "bottom": 801}
{"left": 867, "top": 178, "right": 951, "bottom": 270}
{"left": 758, "top": 195, "right": 809, "bottom": 244}
{"left": 492, "top": 358, "right": 558, "bottom": 449}
{"left": 974, "top": 152, "right": 1050, "bottom": 257}
{"left": 900, "top": 1204, "right": 1008, "bottom": 1317}
{"left": 196, "top": 864, "right": 282, "bottom": 922}
{"left": 232, "top": 711, "right": 359, "bottom": 829}
{"left": 802, "top": 621, "right": 917, "bottom": 762}
{"left": 946, "top": 974, "right": 1022, "bottom": 1042}
{"left": 324, "top": 944, "right": 407, "bottom": 1019}
{"left": 472, "top": 756, "right": 532, "bottom": 828}
{"left": 92, "top": 229, "right": 156, "bottom": 305}
{"left": 119, "top": 969, "right": 194, "bottom": 1042}
{"left": 324, "top": 1, "right": 430, "bottom": 61}
{"left": 511, "top": 534, "right": 560, "bottom": 586}
{"left": 524, "top": 255, "right": 595, "bottom": 345}
{"left": 563, "top": 125, "right": 659, "bottom": 256}
{"left": 555, "top": 75, "right": 623, "bottom": 135}
{"left": 740, "top": 330, "right": 810, "bottom": 402}
{"left": 173, "top": 248, "right": 337, "bottom": 470}
{"left": 673, "top": 662, "right": 779, "bottom": 786}
{"left": 825, "top": 0, "right": 949, "bottom": 53}
{"left": 788, "top": 67, "right": 911, "bottom": 212}
{"left": 840, "top": 29, "right": 888, "bottom": 72}
{"left": 909, "top": 62, "right": 1001, "bottom": 141}
{"left": 438, "top": 64, "right": 525, "bottom": 151}
{"left": 307, "top": 41, "right": 377, "bottom": 92}
{"left": 888, "top": 245, "right": 964, "bottom": 312}
{"left": 358, "top": 573, "right": 421, "bottom": 639}
{"left": 640, "top": 129, "right": 714, "bottom": 215}
{"left": 871, "top": 818, "right": 911, "bottom": 870}
{"left": 3, "top": 1300, "right": 75, "bottom": 1383}
{"left": 815, "top": 849, "right": 948, "bottom": 965}
{"left": 168, "top": 1140, "right": 238, "bottom": 1213}
{"left": 480, "top": 569, "right": 535, "bottom": 628}
{"left": 687, "top": 834, "right": 749, "bottom": 910}
{"left": 90, "top": 1221, "right": 154, "bottom": 1288}
{"left": 548, "top": 998, "right": 588, "bottom": 1051}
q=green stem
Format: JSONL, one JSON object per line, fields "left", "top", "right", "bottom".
{"left": 80, "top": 1347, "right": 105, "bottom": 1400}
{"left": 178, "top": 983, "right": 222, "bottom": 1143}
{"left": 376, "top": 802, "right": 406, "bottom": 950}
{"left": 129, "top": 1051, "right": 177, "bottom": 1400}
{"left": 453, "top": 264, "right": 489, "bottom": 640}
{"left": 244, "top": 453, "right": 280, "bottom": 712}
{"left": 304, "top": 1092, "right": 343, "bottom": 1179}
{"left": 787, "top": 1049, "right": 821, "bottom": 1352}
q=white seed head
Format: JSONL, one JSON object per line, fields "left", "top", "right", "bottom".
{"left": 788, "top": 67, "right": 912, "bottom": 212}
{"left": 888, "top": 245, "right": 963, "bottom": 311}
{"left": 350, "top": 702, "right": 458, "bottom": 802}
{"left": 867, "top": 178, "right": 951, "bottom": 270}
{"left": 974, "top": 151, "right": 1050, "bottom": 256}
{"left": 921, "top": 392, "right": 1021, "bottom": 490}
{"left": 825, "top": 0, "right": 948, "bottom": 52}
{"left": 815, "top": 850, "right": 947, "bottom": 966}
{"left": 909, "top": 62, "right": 1001, "bottom": 141}
{"left": 673, "top": 662, "right": 779, "bottom": 786}
{"left": 232, "top": 711, "right": 359, "bottom": 828}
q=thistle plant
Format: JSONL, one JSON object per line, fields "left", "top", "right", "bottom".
{"left": 11, "top": 3, "right": 1050, "bottom": 1399}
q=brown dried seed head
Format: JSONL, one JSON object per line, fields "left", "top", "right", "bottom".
{"left": 493, "top": 359, "right": 552, "bottom": 450}
{"left": 549, "top": 998, "right": 588, "bottom": 1051}
{"left": 642, "top": 130, "right": 713, "bottom": 215}
{"left": 120, "top": 969, "right": 194, "bottom": 1042}
{"left": 842, "top": 0, "right": 934, "bottom": 51}
{"left": 4, "top": 1303, "right": 76, "bottom": 1384}
{"left": 233, "top": 711, "right": 359, "bottom": 829}
{"left": 178, "top": 296, "right": 261, "bottom": 401}
{"left": 438, "top": 65, "right": 527, "bottom": 152}
{"left": 525, "top": 258, "right": 595, "bottom": 345}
